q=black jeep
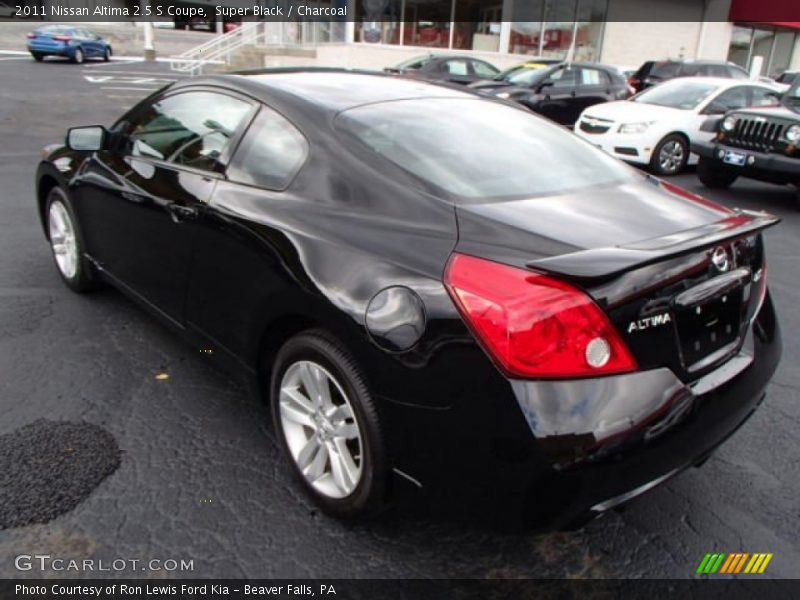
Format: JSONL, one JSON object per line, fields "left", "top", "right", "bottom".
{"left": 692, "top": 80, "right": 800, "bottom": 206}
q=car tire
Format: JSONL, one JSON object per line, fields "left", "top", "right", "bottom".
{"left": 270, "top": 329, "right": 388, "bottom": 519}
{"left": 31, "top": 52, "right": 44, "bottom": 62}
{"left": 45, "top": 187, "right": 99, "bottom": 293}
{"left": 72, "top": 47, "right": 84, "bottom": 64}
{"left": 650, "top": 134, "right": 689, "bottom": 176}
{"left": 697, "top": 156, "right": 738, "bottom": 189}
{"left": 103, "top": 47, "right": 111, "bottom": 62}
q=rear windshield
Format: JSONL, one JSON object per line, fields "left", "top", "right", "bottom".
{"left": 634, "top": 79, "right": 718, "bottom": 109}
{"left": 37, "top": 25, "right": 73, "bottom": 34}
{"left": 650, "top": 62, "right": 681, "bottom": 79}
{"left": 336, "top": 98, "right": 635, "bottom": 200}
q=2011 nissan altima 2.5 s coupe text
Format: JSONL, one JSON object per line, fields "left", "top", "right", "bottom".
{"left": 35, "top": 70, "right": 781, "bottom": 529}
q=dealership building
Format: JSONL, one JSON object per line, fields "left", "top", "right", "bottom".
{"left": 225, "top": 0, "right": 799, "bottom": 76}
{"left": 19, "top": 0, "right": 800, "bottom": 75}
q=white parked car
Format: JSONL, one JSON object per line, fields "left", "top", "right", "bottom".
{"left": 574, "top": 77, "right": 782, "bottom": 175}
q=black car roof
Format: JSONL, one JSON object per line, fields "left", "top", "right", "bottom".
{"left": 188, "top": 69, "right": 478, "bottom": 113}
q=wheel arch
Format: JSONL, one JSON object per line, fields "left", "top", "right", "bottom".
{"left": 36, "top": 170, "right": 63, "bottom": 239}
{"left": 660, "top": 130, "right": 691, "bottom": 147}
{"left": 256, "top": 313, "right": 321, "bottom": 402}
{"left": 251, "top": 297, "right": 370, "bottom": 404}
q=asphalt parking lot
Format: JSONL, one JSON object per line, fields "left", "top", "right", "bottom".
{"left": 0, "top": 55, "right": 798, "bottom": 580}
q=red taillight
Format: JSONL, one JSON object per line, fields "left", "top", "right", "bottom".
{"left": 444, "top": 253, "right": 638, "bottom": 379}
{"left": 628, "top": 76, "right": 639, "bottom": 88}
{"left": 53, "top": 35, "right": 72, "bottom": 42}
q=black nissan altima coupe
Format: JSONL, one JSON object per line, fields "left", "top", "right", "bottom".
{"left": 36, "top": 70, "right": 781, "bottom": 528}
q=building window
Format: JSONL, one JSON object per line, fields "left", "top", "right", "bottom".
{"left": 727, "top": 24, "right": 798, "bottom": 78}
{"left": 770, "top": 31, "right": 797, "bottom": 78}
{"left": 355, "top": 0, "right": 606, "bottom": 56}
{"left": 356, "top": 0, "right": 404, "bottom": 44}
{"left": 509, "top": 0, "right": 606, "bottom": 59}
{"left": 727, "top": 26, "right": 753, "bottom": 68}
{"left": 453, "top": 1, "right": 503, "bottom": 52}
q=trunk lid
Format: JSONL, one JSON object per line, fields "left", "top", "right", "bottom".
{"left": 454, "top": 177, "right": 779, "bottom": 382}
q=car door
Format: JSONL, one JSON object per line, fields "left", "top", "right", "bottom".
{"left": 71, "top": 89, "right": 256, "bottom": 323}
{"left": 184, "top": 104, "right": 310, "bottom": 362}
{"left": 534, "top": 65, "right": 580, "bottom": 125}
{"left": 693, "top": 85, "right": 750, "bottom": 143}
{"left": 575, "top": 67, "right": 612, "bottom": 118}
{"left": 76, "top": 29, "right": 98, "bottom": 57}
{"left": 86, "top": 30, "right": 105, "bottom": 56}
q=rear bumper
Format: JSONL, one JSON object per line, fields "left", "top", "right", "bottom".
{"left": 27, "top": 41, "right": 73, "bottom": 57}
{"left": 385, "top": 293, "right": 781, "bottom": 530}
{"left": 693, "top": 140, "right": 800, "bottom": 182}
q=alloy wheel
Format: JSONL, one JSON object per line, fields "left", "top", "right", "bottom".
{"left": 658, "top": 140, "right": 685, "bottom": 174}
{"left": 279, "top": 360, "right": 363, "bottom": 499}
{"left": 48, "top": 200, "right": 79, "bottom": 280}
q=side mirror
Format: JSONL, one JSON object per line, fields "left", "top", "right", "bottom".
{"left": 66, "top": 126, "right": 106, "bottom": 151}
{"left": 699, "top": 116, "right": 723, "bottom": 132}
{"left": 702, "top": 102, "right": 728, "bottom": 115}
{"left": 536, "top": 81, "right": 554, "bottom": 94}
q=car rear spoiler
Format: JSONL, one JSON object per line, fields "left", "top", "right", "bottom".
{"left": 527, "top": 210, "right": 780, "bottom": 281}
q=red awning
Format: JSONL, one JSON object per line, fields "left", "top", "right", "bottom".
{"left": 729, "top": 0, "right": 800, "bottom": 24}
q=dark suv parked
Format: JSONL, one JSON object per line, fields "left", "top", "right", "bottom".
{"left": 470, "top": 62, "right": 631, "bottom": 127}
{"left": 629, "top": 60, "right": 750, "bottom": 92}
{"left": 691, "top": 78, "right": 799, "bottom": 205}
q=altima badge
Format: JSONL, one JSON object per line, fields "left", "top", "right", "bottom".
{"left": 628, "top": 312, "right": 672, "bottom": 334}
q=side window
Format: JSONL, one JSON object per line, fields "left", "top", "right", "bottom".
{"left": 714, "top": 86, "right": 749, "bottom": 110}
{"left": 751, "top": 87, "right": 780, "bottom": 107}
{"left": 443, "top": 60, "right": 469, "bottom": 76}
{"left": 471, "top": 60, "right": 498, "bottom": 78}
{"left": 546, "top": 66, "right": 578, "bottom": 88}
{"left": 227, "top": 106, "right": 308, "bottom": 190}
{"left": 126, "top": 91, "right": 252, "bottom": 172}
{"left": 580, "top": 68, "right": 610, "bottom": 87}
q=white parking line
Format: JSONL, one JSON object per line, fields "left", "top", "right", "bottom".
{"left": 101, "top": 86, "right": 161, "bottom": 91}
{"left": 83, "top": 69, "right": 185, "bottom": 78}
{"left": 0, "top": 50, "right": 30, "bottom": 56}
{"left": 82, "top": 58, "right": 144, "bottom": 66}
{"left": 0, "top": 57, "right": 29, "bottom": 61}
